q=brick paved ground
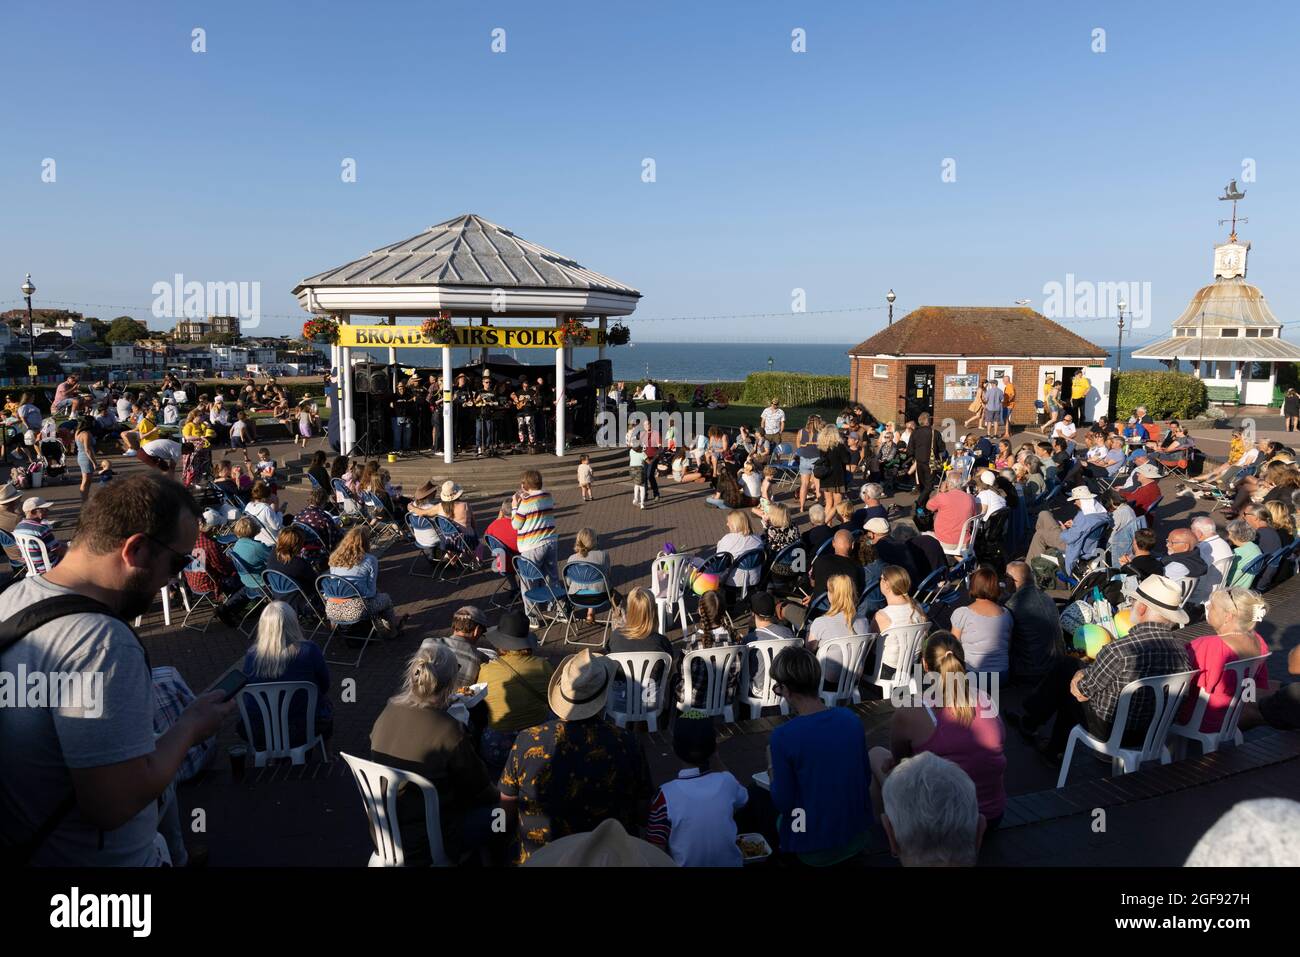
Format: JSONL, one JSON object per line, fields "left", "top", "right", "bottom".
{"left": 22, "top": 426, "right": 1300, "bottom": 865}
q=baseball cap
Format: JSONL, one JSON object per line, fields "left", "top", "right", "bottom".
{"left": 749, "top": 591, "right": 777, "bottom": 619}
{"left": 865, "top": 517, "right": 891, "bottom": 535}
{"left": 455, "top": 605, "right": 490, "bottom": 627}
{"left": 22, "top": 497, "right": 53, "bottom": 513}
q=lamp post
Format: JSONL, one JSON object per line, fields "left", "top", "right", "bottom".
{"left": 21, "top": 273, "right": 36, "bottom": 387}
{"left": 886, "top": 288, "right": 896, "bottom": 325}
{"left": 1115, "top": 299, "right": 1127, "bottom": 375}
{"left": 768, "top": 356, "right": 774, "bottom": 372}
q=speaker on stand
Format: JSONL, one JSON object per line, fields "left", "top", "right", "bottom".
{"left": 351, "top": 365, "right": 391, "bottom": 456}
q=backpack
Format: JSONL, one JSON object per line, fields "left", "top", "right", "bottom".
{"left": 0, "top": 595, "right": 137, "bottom": 866}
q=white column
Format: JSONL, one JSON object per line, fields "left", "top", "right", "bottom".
{"left": 442, "top": 344, "right": 454, "bottom": 464}
{"left": 340, "top": 315, "right": 354, "bottom": 456}
{"left": 555, "top": 315, "right": 566, "bottom": 457}
{"left": 597, "top": 316, "right": 608, "bottom": 419}
{"left": 329, "top": 343, "right": 340, "bottom": 409}
{"left": 387, "top": 314, "right": 397, "bottom": 390}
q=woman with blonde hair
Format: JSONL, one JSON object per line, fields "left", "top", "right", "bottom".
{"left": 1179, "top": 588, "right": 1271, "bottom": 736}
{"left": 815, "top": 425, "right": 849, "bottom": 513}
{"left": 369, "top": 643, "right": 498, "bottom": 865}
{"left": 808, "top": 573, "right": 870, "bottom": 688}
{"left": 1264, "top": 499, "right": 1296, "bottom": 543}
{"left": 607, "top": 587, "right": 677, "bottom": 711}
{"left": 240, "top": 601, "right": 333, "bottom": 744}
{"left": 869, "top": 631, "right": 1006, "bottom": 826}
{"left": 562, "top": 526, "right": 614, "bottom": 621}
{"left": 873, "top": 566, "right": 929, "bottom": 678}
{"left": 714, "top": 509, "right": 764, "bottom": 595}
{"left": 761, "top": 502, "right": 800, "bottom": 556}
{"left": 327, "top": 526, "right": 406, "bottom": 634}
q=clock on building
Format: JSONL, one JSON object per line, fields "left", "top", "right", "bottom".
{"left": 1213, "top": 241, "right": 1249, "bottom": 280}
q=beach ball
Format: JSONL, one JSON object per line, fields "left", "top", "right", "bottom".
{"left": 1074, "top": 623, "right": 1114, "bottom": 660}
{"left": 690, "top": 570, "right": 720, "bottom": 595}
{"left": 1111, "top": 608, "right": 1134, "bottom": 639}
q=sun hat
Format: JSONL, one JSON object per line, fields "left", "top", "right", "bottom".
{"left": 439, "top": 480, "right": 464, "bottom": 503}
{"left": 864, "top": 517, "right": 891, "bottom": 535}
{"left": 22, "top": 496, "right": 53, "bottom": 513}
{"left": 547, "top": 649, "right": 618, "bottom": 721}
{"left": 0, "top": 483, "right": 21, "bottom": 505}
{"left": 1133, "top": 574, "right": 1190, "bottom": 627}
{"left": 523, "top": 818, "right": 676, "bottom": 868}
{"left": 483, "top": 610, "right": 538, "bottom": 652}
{"left": 414, "top": 480, "right": 438, "bottom": 502}
{"left": 1134, "top": 463, "right": 1162, "bottom": 479}
{"left": 1067, "top": 486, "right": 1096, "bottom": 502}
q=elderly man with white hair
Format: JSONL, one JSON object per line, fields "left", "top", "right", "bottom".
{"left": 851, "top": 483, "right": 887, "bottom": 531}
{"left": 1006, "top": 574, "right": 1193, "bottom": 761}
{"left": 881, "top": 752, "right": 985, "bottom": 867}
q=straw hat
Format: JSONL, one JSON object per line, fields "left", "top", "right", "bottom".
{"left": 1134, "top": 463, "right": 1162, "bottom": 480}
{"left": 523, "top": 818, "right": 676, "bottom": 868}
{"left": 1133, "top": 574, "right": 1190, "bottom": 627}
{"left": 439, "top": 480, "right": 464, "bottom": 503}
{"left": 547, "top": 649, "right": 618, "bottom": 721}
{"left": 1067, "top": 486, "right": 1096, "bottom": 502}
{"left": 0, "top": 483, "right": 21, "bottom": 506}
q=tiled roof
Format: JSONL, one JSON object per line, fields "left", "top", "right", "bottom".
{"left": 1132, "top": 335, "right": 1300, "bottom": 361}
{"left": 848, "top": 306, "right": 1108, "bottom": 359}
{"left": 294, "top": 214, "right": 640, "bottom": 297}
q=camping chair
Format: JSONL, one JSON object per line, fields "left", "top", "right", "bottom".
{"left": 739, "top": 637, "right": 801, "bottom": 718}
{"left": 605, "top": 651, "right": 674, "bottom": 731}
{"left": 236, "top": 680, "right": 329, "bottom": 767}
{"left": 816, "top": 634, "right": 876, "bottom": 708}
{"left": 561, "top": 561, "right": 615, "bottom": 649}
{"left": 405, "top": 513, "right": 447, "bottom": 579}
{"left": 677, "top": 645, "right": 745, "bottom": 721}
{"left": 261, "top": 570, "right": 325, "bottom": 639}
{"left": 1168, "top": 654, "right": 1271, "bottom": 758}
{"left": 317, "top": 573, "right": 383, "bottom": 667}
{"left": 513, "top": 555, "right": 569, "bottom": 641}
{"left": 483, "top": 533, "right": 517, "bottom": 609}
{"left": 340, "top": 752, "right": 458, "bottom": 867}
{"left": 867, "top": 621, "right": 931, "bottom": 698}
{"left": 1056, "top": 669, "right": 1200, "bottom": 788}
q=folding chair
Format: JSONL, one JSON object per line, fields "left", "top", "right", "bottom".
{"left": 360, "top": 491, "right": 404, "bottom": 546}
{"left": 483, "top": 533, "right": 518, "bottom": 609}
{"left": 291, "top": 521, "right": 329, "bottom": 569}
{"left": 513, "top": 555, "right": 569, "bottom": 641}
{"left": 317, "top": 573, "right": 383, "bottom": 667}
{"left": 561, "top": 561, "right": 615, "bottom": 649}
{"left": 405, "top": 513, "right": 447, "bottom": 579}
{"left": 729, "top": 547, "right": 767, "bottom": 602}
{"left": 180, "top": 565, "right": 223, "bottom": 633}
{"left": 332, "top": 479, "right": 366, "bottom": 526}
{"left": 434, "top": 515, "right": 484, "bottom": 581}
{"left": 228, "top": 551, "right": 272, "bottom": 636}
{"left": 769, "top": 443, "right": 800, "bottom": 494}
{"left": 261, "top": 569, "right": 325, "bottom": 639}
{"left": 766, "top": 541, "right": 808, "bottom": 593}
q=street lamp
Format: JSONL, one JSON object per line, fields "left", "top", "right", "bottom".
{"left": 886, "top": 288, "right": 896, "bottom": 325}
{"left": 1116, "top": 298, "right": 1127, "bottom": 376}
{"left": 768, "top": 356, "right": 774, "bottom": 372}
{"left": 21, "top": 273, "right": 36, "bottom": 387}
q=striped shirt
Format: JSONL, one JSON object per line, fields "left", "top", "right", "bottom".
{"left": 14, "top": 519, "right": 63, "bottom": 570}
{"left": 511, "top": 490, "right": 556, "bottom": 551}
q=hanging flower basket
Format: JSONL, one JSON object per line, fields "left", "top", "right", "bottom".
{"left": 302, "top": 316, "right": 339, "bottom": 345}
{"left": 605, "top": 321, "right": 631, "bottom": 346}
{"left": 558, "top": 317, "right": 592, "bottom": 347}
{"left": 421, "top": 311, "right": 457, "bottom": 344}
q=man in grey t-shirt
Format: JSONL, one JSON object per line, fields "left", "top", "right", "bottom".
{"left": 0, "top": 474, "right": 232, "bottom": 865}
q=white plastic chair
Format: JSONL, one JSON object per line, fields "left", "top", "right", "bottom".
{"left": 739, "top": 637, "right": 801, "bottom": 718}
{"left": 1056, "top": 669, "right": 1200, "bottom": 788}
{"left": 236, "top": 680, "right": 329, "bottom": 767}
{"left": 14, "top": 531, "right": 54, "bottom": 576}
{"left": 340, "top": 752, "right": 453, "bottom": 867}
{"left": 649, "top": 551, "right": 691, "bottom": 638}
{"left": 815, "top": 634, "right": 876, "bottom": 708}
{"left": 942, "top": 515, "right": 980, "bottom": 560}
{"left": 605, "top": 651, "right": 674, "bottom": 731}
{"left": 1168, "top": 654, "right": 1269, "bottom": 757}
{"left": 867, "top": 621, "right": 932, "bottom": 698}
{"left": 678, "top": 645, "right": 744, "bottom": 721}
{"left": 1209, "top": 555, "right": 1235, "bottom": 599}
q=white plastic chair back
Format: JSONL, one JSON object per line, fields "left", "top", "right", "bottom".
{"left": 1210, "top": 556, "right": 1235, "bottom": 597}
{"left": 943, "top": 515, "right": 980, "bottom": 558}
{"left": 340, "top": 752, "right": 451, "bottom": 867}
{"left": 816, "top": 634, "right": 875, "bottom": 707}
{"left": 678, "top": 645, "right": 744, "bottom": 722}
{"left": 649, "top": 551, "right": 692, "bottom": 637}
{"left": 1056, "top": 669, "right": 1199, "bottom": 787}
{"left": 870, "top": 621, "right": 932, "bottom": 697}
{"left": 14, "top": 532, "right": 53, "bottom": 575}
{"left": 236, "top": 680, "right": 328, "bottom": 767}
{"left": 605, "top": 651, "right": 674, "bottom": 732}
{"left": 1169, "top": 653, "right": 1269, "bottom": 755}
{"left": 739, "top": 636, "right": 800, "bottom": 718}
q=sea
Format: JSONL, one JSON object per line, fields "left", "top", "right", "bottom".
{"left": 317, "top": 342, "right": 1161, "bottom": 382}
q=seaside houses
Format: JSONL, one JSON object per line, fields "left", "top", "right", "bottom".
{"left": 848, "top": 306, "right": 1109, "bottom": 426}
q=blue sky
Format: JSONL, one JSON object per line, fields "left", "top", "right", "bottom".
{"left": 3, "top": 0, "right": 1298, "bottom": 348}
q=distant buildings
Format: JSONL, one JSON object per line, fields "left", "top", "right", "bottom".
{"left": 172, "top": 315, "right": 241, "bottom": 342}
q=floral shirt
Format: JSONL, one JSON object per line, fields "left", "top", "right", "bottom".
{"left": 499, "top": 717, "right": 652, "bottom": 864}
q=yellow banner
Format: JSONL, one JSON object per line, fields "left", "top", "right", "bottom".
{"left": 336, "top": 324, "right": 606, "bottom": 349}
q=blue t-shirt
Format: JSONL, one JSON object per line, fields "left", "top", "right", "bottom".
{"left": 769, "top": 708, "right": 872, "bottom": 858}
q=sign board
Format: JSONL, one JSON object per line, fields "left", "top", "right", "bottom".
{"left": 27, "top": 365, "right": 39, "bottom": 377}
{"left": 336, "top": 324, "right": 606, "bottom": 350}
{"left": 943, "top": 373, "right": 980, "bottom": 402}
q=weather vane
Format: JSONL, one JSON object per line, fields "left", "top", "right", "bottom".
{"left": 1218, "top": 179, "right": 1248, "bottom": 242}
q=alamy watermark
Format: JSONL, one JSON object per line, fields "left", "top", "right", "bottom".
{"left": 595, "top": 402, "right": 706, "bottom": 450}
{"left": 151, "top": 273, "right": 261, "bottom": 327}
{"left": 889, "top": 668, "right": 1000, "bottom": 718}
{"left": 1041, "top": 274, "right": 1151, "bottom": 328}
{"left": 0, "top": 667, "right": 103, "bottom": 718}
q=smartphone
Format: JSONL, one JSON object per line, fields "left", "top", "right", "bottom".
{"left": 205, "top": 667, "right": 249, "bottom": 703}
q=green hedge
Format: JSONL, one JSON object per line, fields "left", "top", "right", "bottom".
{"left": 630, "top": 380, "right": 746, "bottom": 402}
{"left": 739, "top": 372, "right": 851, "bottom": 408}
{"left": 1115, "top": 370, "right": 1207, "bottom": 420}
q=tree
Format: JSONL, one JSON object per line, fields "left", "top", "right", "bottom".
{"left": 86, "top": 317, "right": 112, "bottom": 342}
{"left": 104, "top": 316, "right": 149, "bottom": 345}
{"left": 203, "top": 332, "right": 237, "bottom": 346}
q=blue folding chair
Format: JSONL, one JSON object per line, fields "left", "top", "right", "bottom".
{"left": 360, "top": 491, "right": 403, "bottom": 546}
{"left": 514, "top": 555, "right": 569, "bottom": 641}
{"left": 561, "top": 561, "right": 615, "bottom": 649}
{"left": 434, "top": 515, "right": 483, "bottom": 580}
{"left": 730, "top": 547, "right": 767, "bottom": 602}
{"left": 228, "top": 551, "right": 271, "bottom": 636}
{"left": 405, "top": 513, "right": 447, "bottom": 578}
{"left": 291, "top": 521, "right": 328, "bottom": 569}
{"left": 316, "top": 574, "right": 382, "bottom": 667}
{"left": 331, "top": 479, "right": 366, "bottom": 526}
{"left": 483, "top": 533, "right": 517, "bottom": 609}
{"left": 262, "top": 569, "right": 325, "bottom": 639}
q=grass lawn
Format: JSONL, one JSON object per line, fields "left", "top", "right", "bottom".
{"left": 636, "top": 401, "right": 833, "bottom": 434}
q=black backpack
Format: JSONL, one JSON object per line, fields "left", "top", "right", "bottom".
{"left": 0, "top": 595, "right": 135, "bottom": 866}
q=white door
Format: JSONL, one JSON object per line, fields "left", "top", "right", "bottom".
{"left": 1083, "top": 366, "right": 1113, "bottom": 423}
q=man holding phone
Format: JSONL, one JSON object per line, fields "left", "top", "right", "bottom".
{"left": 0, "top": 474, "right": 235, "bottom": 865}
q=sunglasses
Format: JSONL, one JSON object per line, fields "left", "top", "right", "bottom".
{"left": 145, "top": 534, "right": 195, "bottom": 576}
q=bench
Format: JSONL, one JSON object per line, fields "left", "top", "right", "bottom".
{"left": 1206, "top": 386, "right": 1240, "bottom": 404}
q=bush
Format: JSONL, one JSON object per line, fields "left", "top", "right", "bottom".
{"left": 739, "top": 372, "right": 851, "bottom": 408}
{"left": 630, "top": 380, "right": 745, "bottom": 402}
{"left": 1115, "top": 370, "right": 1206, "bottom": 420}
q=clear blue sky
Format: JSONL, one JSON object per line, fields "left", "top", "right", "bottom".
{"left": 3, "top": 0, "right": 1297, "bottom": 348}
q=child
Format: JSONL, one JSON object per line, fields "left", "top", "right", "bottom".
{"left": 229, "top": 411, "right": 250, "bottom": 449}
{"left": 644, "top": 712, "right": 749, "bottom": 867}
{"left": 96, "top": 459, "right": 115, "bottom": 485}
{"left": 254, "top": 447, "right": 277, "bottom": 482}
{"left": 296, "top": 401, "right": 314, "bottom": 447}
{"left": 577, "top": 453, "right": 594, "bottom": 501}
{"left": 629, "top": 444, "right": 648, "bottom": 509}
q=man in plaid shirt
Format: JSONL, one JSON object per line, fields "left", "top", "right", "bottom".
{"left": 1013, "top": 574, "right": 1193, "bottom": 758}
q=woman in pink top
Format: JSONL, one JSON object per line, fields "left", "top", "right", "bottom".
{"left": 1180, "top": 588, "right": 1271, "bottom": 734}
{"left": 869, "top": 631, "right": 1007, "bottom": 825}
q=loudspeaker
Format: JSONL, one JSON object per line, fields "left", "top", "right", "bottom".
{"left": 586, "top": 359, "right": 613, "bottom": 390}
{"left": 352, "top": 365, "right": 392, "bottom": 395}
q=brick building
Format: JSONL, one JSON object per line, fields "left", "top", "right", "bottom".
{"left": 848, "top": 306, "right": 1109, "bottom": 426}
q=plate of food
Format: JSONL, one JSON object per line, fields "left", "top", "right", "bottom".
{"left": 450, "top": 683, "right": 488, "bottom": 708}
{"left": 736, "top": 833, "right": 772, "bottom": 864}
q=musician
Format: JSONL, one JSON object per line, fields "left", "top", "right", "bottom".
{"left": 534, "top": 376, "right": 553, "bottom": 446}
{"left": 474, "top": 371, "right": 498, "bottom": 454}
{"left": 513, "top": 378, "right": 535, "bottom": 448}
{"left": 452, "top": 373, "right": 474, "bottom": 450}
{"left": 388, "top": 381, "right": 414, "bottom": 453}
